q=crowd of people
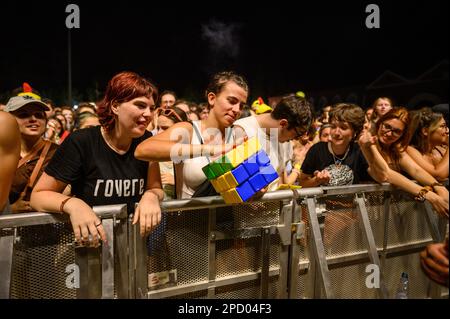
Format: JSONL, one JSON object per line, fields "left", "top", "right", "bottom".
{"left": 0, "top": 70, "right": 448, "bottom": 288}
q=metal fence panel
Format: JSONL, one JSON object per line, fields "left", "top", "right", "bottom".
{"left": 1, "top": 186, "right": 447, "bottom": 299}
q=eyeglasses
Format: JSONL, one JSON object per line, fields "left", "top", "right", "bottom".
{"left": 14, "top": 111, "right": 46, "bottom": 120}
{"left": 157, "top": 108, "right": 183, "bottom": 123}
{"left": 381, "top": 122, "right": 403, "bottom": 137}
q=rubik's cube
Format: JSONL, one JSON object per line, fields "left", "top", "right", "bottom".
{"left": 201, "top": 137, "right": 279, "bottom": 204}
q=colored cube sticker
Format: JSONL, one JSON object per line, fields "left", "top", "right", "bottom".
{"left": 201, "top": 137, "right": 279, "bottom": 203}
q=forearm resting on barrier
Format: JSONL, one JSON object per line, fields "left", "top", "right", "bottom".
{"left": 384, "top": 170, "right": 448, "bottom": 217}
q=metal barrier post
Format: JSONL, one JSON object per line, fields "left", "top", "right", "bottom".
{"left": 133, "top": 222, "right": 148, "bottom": 298}
{"left": 355, "top": 193, "right": 388, "bottom": 299}
{"left": 422, "top": 201, "right": 445, "bottom": 243}
{"left": 305, "top": 197, "right": 334, "bottom": 298}
{"left": 127, "top": 216, "right": 136, "bottom": 299}
{"left": 0, "top": 229, "right": 15, "bottom": 299}
{"left": 101, "top": 218, "right": 114, "bottom": 299}
{"left": 114, "top": 216, "right": 129, "bottom": 299}
{"left": 278, "top": 200, "right": 294, "bottom": 299}
{"left": 380, "top": 192, "right": 391, "bottom": 269}
{"left": 260, "top": 226, "right": 271, "bottom": 299}
{"left": 208, "top": 208, "right": 217, "bottom": 298}
{"left": 75, "top": 246, "right": 102, "bottom": 298}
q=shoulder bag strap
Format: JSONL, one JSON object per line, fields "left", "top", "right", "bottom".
{"left": 17, "top": 139, "right": 46, "bottom": 168}
{"left": 26, "top": 141, "right": 52, "bottom": 190}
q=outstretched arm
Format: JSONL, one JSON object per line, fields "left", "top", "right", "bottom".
{"left": 135, "top": 122, "right": 234, "bottom": 162}
{"left": 0, "top": 112, "right": 20, "bottom": 212}
{"left": 406, "top": 145, "right": 449, "bottom": 181}
{"left": 399, "top": 152, "right": 449, "bottom": 203}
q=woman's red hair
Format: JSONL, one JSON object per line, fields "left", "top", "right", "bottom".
{"left": 97, "top": 71, "right": 158, "bottom": 131}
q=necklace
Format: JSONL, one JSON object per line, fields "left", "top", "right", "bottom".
{"left": 328, "top": 142, "right": 350, "bottom": 166}
{"left": 101, "top": 127, "right": 129, "bottom": 155}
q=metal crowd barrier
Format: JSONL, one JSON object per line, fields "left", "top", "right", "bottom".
{"left": 0, "top": 184, "right": 448, "bottom": 299}
{"left": 0, "top": 204, "right": 128, "bottom": 299}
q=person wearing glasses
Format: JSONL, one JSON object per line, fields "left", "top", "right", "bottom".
{"left": 299, "top": 103, "right": 371, "bottom": 188}
{"left": 4, "top": 94, "right": 59, "bottom": 213}
{"left": 135, "top": 71, "right": 248, "bottom": 199}
{"left": 31, "top": 71, "right": 164, "bottom": 246}
{"left": 233, "top": 95, "right": 313, "bottom": 190}
{"left": 0, "top": 111, "right": 20, "bottom": 214}
{"left": 358, "top": 107, "right": 448, "bottom": 217}
{"left": 407, "top": 108, "right": 448, "bottom": 181}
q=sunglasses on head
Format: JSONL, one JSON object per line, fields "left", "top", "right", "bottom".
{"left": 157, "top": 108, "right": 183, "bottom": 123}
{"left": 14, "top": 110, "right": 46, "bottom": 120}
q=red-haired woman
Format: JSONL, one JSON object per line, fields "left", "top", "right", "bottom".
{"left": 359, "top": 107, "right": 448, "bottom": 217}
{"left": 31, "top": 71, "right": 163, "bottom": 245}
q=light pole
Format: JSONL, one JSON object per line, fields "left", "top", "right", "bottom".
{"left": 68, "top": 29, "right": 72, "bottom": 107}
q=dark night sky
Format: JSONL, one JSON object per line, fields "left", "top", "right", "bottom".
{"left": 0, "top": 0, "right": 448, "bottom": 104}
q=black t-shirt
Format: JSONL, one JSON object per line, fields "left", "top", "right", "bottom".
{"left": 45, "top": 126, "right": 152, "bottom": 214}
{"left": 301, "top": 141, "right": 372, "bottom": 186}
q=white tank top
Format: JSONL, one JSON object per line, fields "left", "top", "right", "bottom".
{"left": 181, "top": 121, "right": 233, "bottom": 198}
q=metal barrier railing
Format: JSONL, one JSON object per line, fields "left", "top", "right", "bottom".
{"left": 0, "top": 204, "right": 127, "bottom": 299}
{"left": 0, "top": 184, "right": 447, "bottom": 299}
